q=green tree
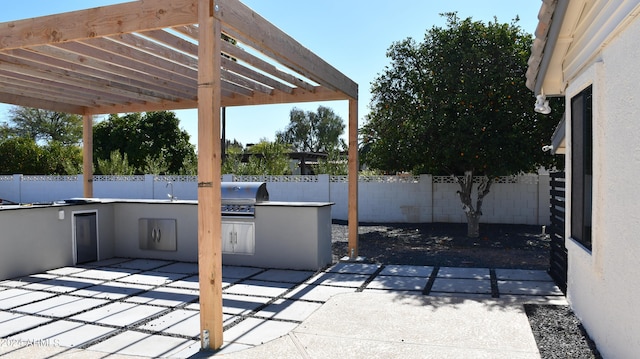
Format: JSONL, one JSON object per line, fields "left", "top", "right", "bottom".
{"left": 97, "top": 150, "right": 136, "bottom": 175}
{"left": 276, "top": 106, "right": 346, "bottom": 153}
{"left": 0, "top": 137, "right": 44, "bottom": 174}
{"left": 0, "top": 123, "right": 12, "bottom": 140}
{"left": 314, "top": 149, "right": 348, "bottom": 175}
{"left": 222, "top": 140, "right": 291, "bottom": 175}
{"left": 362, "top": 13, "right": 562, "bottom": 237}
{"left": 93, "top": 111, "right": 197, "bottom": 174}
{"left": 248, "top": 140, "right": 291, "bottom": 175}
{"left": 41, "top": 141, "right": 83, "bottom": 175}
{"left": 0, "top": 137, "right": 82, "bottom": 175}
{"left": 7, "top": 107, "right": 83, "bottom": 145}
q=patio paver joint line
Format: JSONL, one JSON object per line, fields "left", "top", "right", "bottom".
{"left": 490, "top": 269, "right": 500, "bottom": 298}
{"left": 422, "top": 266, "right": 439, "bottom": 295}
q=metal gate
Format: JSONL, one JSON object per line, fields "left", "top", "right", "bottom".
{"left": 548, "top": 172, "right": 567, "bottom": 293}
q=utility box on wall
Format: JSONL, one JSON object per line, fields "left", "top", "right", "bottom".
{"left": 139, "top": 218, "right": 177, "bottom": 251}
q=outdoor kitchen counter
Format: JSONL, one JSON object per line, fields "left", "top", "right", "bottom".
{"left": 223, "top": 201, "right": 335, "bottom": 270}
{"left": 256, "top": 201, "right": 334, "bottom": 207}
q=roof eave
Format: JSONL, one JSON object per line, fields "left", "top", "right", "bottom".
{"left": 526, "top": 0, "right": 570, "bottom": 96}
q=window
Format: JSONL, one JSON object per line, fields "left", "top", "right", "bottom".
{"left": 570, "top": 86, "right": 592, "bottom": 250}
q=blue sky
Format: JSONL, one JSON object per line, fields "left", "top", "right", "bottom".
{"left": 0, "top": 0, "right": 543, "bottom": 148}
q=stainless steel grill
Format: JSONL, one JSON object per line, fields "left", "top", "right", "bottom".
{"left": 221, "top": 182, "right": 269, "bottom": 216}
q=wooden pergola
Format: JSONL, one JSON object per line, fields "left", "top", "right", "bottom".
{"left": 0, "top": 0, "right": 358, "bottom": 350}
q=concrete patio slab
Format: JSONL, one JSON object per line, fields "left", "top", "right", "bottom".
{"left": 138, "top": 309, "right": 202, "bottom": 337}
{"left": 0, "top": 274, "right": 57, "bottom": 288}
{"left": 495, "top": 269, "right": 555, "bottom": 281}
{"left": 9, "top": 320, "right": 117, "bottom": 348}
{"left": 430, "top": 278, "right": 492, "bottom": 294}
{"left": 86, "top": 330, "right": 200, "bottom": 358}
{"left": 222, "top": 317, "right": 299, "bottom": 346}
{"left": 284, "top": 283, "right": 356, "bottom": 302}
{"left": 72, "top": 281, "right": 154, "bottom": 299}
{"left": 83, "top": 257, "right": 131, "bottom": 267}
{"left": 379, "top": 264, "right": 434, "bottom": 277}
{"left": 70, "top": 302, "right": 167, "bottom": 326}
{"left": 328, "top": 262, "right": 380, "bottom": 274}
{"left": 437, "top": 267, "right": 491, "bottom": 279}
{"left": 254, "top": 298, "right": 323, "bottom": 321}
{"left": 167, "top": 275, "right": 200, "bottom": 290}
{"left": 291, "top": 293, "right": 539, "bottom": 359}
{"left": 70, "top": 268, "right": 133, "bottom": 280}
{"left": 0, "top": 312, "right": 51, "bottom": 337}
{"left": 220, "top": 294, "right": 272, "bottom": 315}
{"left": 109, "top": 259, "right": 174, "bottom": 271}
{"left": 124, "top": 286, "right": 199, "bottom": 307}
{"left": 223, "top": 280, "right": 295, "bottom": 297}
{"left": 21, "top": 276, "right": 104, "bottom": 293}
{"left": 45, "top": 267, "right": 87, "bottom": 276}
{"left": 155, "top": 262, "right": 199, "bottom": 274}
{"left": 366, "top": 275, "right": 428, "bottom": 291}
{"left": 430, "top": 291, "right": 493, "bottom": 299}
{"left": 12, "top": 295, "right": 108, "bottom": 317}
{"left": 251, "top": 269, "right": 315, "bottom": 283}
{"left": 497, "top": 280, "right": 564, "bottom": 296}
{"left": 0, "top": 288, "right": 55, "bottom": 309}
{"left": 306, "top": 272, "right": 369, "bottom": 287}
{"left": 116, "top": 271, "right": 187, "bottom": 286}
{"left": 221, "top": 266, "right": 264, "bottom": 279}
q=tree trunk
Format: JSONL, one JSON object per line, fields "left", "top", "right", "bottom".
{"left": 455, "top": 170, "right": 494, "bottom": 238}
{"left": 466, "top": 212, "right": 480, "bottom": 238}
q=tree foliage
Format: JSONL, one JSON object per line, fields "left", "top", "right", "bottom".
{"left": 93, "top": 111, "right": 196, "bottom": 174}
{"left": 362, "top": 13, "right": 561, "bottom": 175}
{"left": 6, "top": 107, "right": 83, "bottom": 145}
{"left": 313, "top": 150, "right": 348, "bottom": 175}
{"left": 97, "top": 150, "right": 136, "bottom": 175}
{"left": 0, "top": 137, "right": 82, "bottom": 175}
{"left": 276, "top": 106, "right": 346, "bottom": 153}
{"left": 222, "top": 140, "right": 291, "bottom": 175}
{"left": 361, "top": 13, "right": 563, "bottom": 236}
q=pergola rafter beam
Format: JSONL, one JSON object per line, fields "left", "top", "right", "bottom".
{"left": 0, "top": 0, "right": 198, "bottom": 50}
{"left": 214, "top": 0, "right": 357, "bottom": 100}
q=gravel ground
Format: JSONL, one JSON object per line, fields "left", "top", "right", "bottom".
{"left": 331, "top": 221, "right": 602, "bottom": 358}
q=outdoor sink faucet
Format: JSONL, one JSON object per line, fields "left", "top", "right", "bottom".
{"left": 166, "top": 182, "right": 177, "bottom": 201}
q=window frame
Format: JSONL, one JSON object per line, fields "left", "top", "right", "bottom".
{"left": 570, "top": 85, "right": 593, "bottom": 251}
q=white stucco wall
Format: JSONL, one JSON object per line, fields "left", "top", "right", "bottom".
{"left": 565, "top": 15, "right": 640, "bottom": 359}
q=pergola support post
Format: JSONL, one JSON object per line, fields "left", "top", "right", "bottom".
{"left": 82, "top": 114, "right": 93, "bottom": 198}
{"left": 348, "top": 98, "right": 359, "bottom": 257}
{"left": 197, "top": 0, "right": 224, "bottom": 350}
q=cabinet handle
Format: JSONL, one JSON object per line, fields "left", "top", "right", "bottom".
{"left": 151, "top": 227, "right": 162, "bottom": 242}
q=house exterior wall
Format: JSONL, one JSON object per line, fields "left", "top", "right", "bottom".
{"left": 564, "top": 12, "right": 640, "bottom": 359}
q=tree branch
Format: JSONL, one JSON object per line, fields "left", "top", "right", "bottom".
{"left": 475, "top": 176, "right": 494, "bottom": 216}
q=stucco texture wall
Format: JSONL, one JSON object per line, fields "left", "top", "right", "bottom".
{"left": 566, "top": 16, "right": 640, "bottom": 359}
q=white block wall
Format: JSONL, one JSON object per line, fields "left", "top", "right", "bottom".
{"left": 0, "top": 173, "right": 551, "bottom": 225}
